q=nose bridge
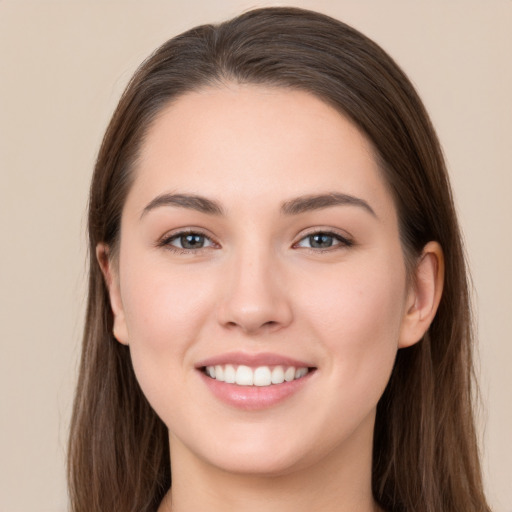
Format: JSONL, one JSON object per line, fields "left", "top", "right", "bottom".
{"left": 217, "top": 238, "right": 292, "bottom": 333}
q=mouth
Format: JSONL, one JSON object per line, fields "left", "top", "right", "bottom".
{"left": 201, "top": 364, "right": 315, "bottom": 387}
{"left": 196, "top": 353, "right": 317, "bottom": 410}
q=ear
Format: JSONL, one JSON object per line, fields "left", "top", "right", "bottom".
{"left": 398, "top": 241, "right": 445, "bottom": 348}
{"left": 96, "top": 243, "right": 129, "bottom": 345}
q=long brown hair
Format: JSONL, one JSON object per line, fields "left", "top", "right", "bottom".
{"left": 68, "top": 7, "right": 490, "bottom": 512}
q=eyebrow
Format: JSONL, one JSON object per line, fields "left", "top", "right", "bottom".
{"left": 140, "top": 191, "right": 376, "bottom": 218}
{"left": 281, "top": 193, "right": 376, "bottom": 217}
{"left": 141, "top": 193, "right": 224, "bottom": 218}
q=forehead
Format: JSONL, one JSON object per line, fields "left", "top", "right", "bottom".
{"left": 127, "top": 84, "right": 394, "bottom": 218}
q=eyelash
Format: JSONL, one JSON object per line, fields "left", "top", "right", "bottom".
{"left": 157, "top": 229, "right": 217, "bottom": 254}
{"left": 293, "top": 230, "right": 354, "bottom": 251}
{"left": 157, "top": 229, "right": 354, "bottom": 254}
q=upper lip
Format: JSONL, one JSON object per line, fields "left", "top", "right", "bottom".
{"left": 195, "top": 352, "right": 315, "bottom": 369}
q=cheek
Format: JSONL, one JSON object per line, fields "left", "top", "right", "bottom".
{"left": 120, "top": 242, "right": 217, "bottom": 343}
{"left": 117, "top": 251, "right": 218, "bottom": 401}
{"left": 298, "top": 256, "right": 407, "bottom": 394}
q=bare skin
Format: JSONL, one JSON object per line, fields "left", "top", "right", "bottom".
{"left": 99, "top": 84, "right": 443, "bottom": 512}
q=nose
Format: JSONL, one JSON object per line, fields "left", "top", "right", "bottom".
{"left": 216, "top": 247, "right": 293, "bottom": 335}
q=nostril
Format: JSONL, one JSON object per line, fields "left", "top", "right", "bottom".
{"left": 222, "top": 319, "right": 282, "bottom": 335}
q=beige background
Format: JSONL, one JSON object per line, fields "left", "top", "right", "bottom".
{"left": 0, "top": 1, "right": 510, "bottom": 511}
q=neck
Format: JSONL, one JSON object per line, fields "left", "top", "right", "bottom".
{"left": 159, "top": 417, "right": 381, "bottom": 512}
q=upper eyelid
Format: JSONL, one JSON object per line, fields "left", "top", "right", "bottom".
{"left": 155, "top": 229, "right": 218, "bottom": 253}
{"left": 160, "top": 227, "right": 215, "bottom": 243}
{"left": 292, "top": 230, "right": 354, "bottom": 252}
{"left": 294, "top": 227, "right": 353, "bottom": 242}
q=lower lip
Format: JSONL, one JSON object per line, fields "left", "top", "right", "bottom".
{"left": 198, "top": 370, "right": 314, "bottom": 410}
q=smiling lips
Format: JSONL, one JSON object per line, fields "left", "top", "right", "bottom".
{"left": 197, "top": 353, "right": 316, "bottom": 409}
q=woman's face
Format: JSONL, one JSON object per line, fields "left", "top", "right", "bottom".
{"left": 107, "top": 85, "right": 419, "bottom": 476}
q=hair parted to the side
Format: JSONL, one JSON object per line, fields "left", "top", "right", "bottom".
{"left": 68, "top": 7, "right": 491, "bottom": 512}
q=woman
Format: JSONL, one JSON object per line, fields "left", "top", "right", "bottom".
{"left": 68, "top": 7, "right": 491, "bottom": 512}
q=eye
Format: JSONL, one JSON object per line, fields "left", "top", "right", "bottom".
{"left": 160, "top": 230, "right": 216, "bottom": 252}
{"left": 295, "top": 231, "right": 353, "bottom": 250}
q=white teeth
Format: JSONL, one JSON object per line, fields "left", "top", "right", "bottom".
{"left": 214, "top": 365, "right": 224, "bottom": 381}
{"left": 284, "top": 366, "right": 296, "bottom": 382}
{"left": 224, "top": 364, "right": 236, "bottom": 383}
{"left": 295, "top": 367, "right": 308, "bottom": 379}
{"left": 253, "top": 366, "right": 272, "bottom": 386}
{"left": 235, "top": 365, "right": 253, "bottom": 386}
{"left": 271, "top": 366, "right": 285, "bottom": 384}
{"left": 204, "top": 364, "right": 310, "bottom": 387}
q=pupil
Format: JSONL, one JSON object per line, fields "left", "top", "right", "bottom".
{"left": 181, "top": 234, "right": 204, "bottom": 249}
{"left": 311, "top": 233, "right": 333, "bottom": 248}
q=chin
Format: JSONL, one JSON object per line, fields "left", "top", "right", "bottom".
{"left": 170, "top": 422, "right": 316, "bottom": 477}
{"left": 178, "top": 417, "right": 359, "bottom": 479}
{"left": 204, "top": 445, "right": 311, "bottom": 477}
